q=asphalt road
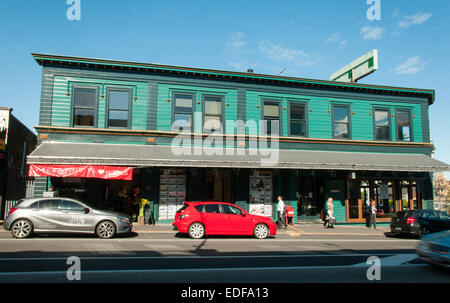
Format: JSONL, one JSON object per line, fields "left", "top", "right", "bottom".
{"left": 0, "top": 231, "right": 448, "bottom": 283}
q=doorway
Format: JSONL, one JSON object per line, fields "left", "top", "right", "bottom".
{"left": 296, "top": 177, "right": 325, "bottom": 221}
{"left": 203, "top": 169, "right": 233, "bottom": 202}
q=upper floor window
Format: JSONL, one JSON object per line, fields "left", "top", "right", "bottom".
{"left": 289, "top": 102, "right": 307, "bottom": 137}
{"left": 332, "top": 105, "right": 350, "bottom": 139}
{"left": 73, "top": 87, "right": 97, "bottom": 127}
{"left": 173, "top": 94, "right": 194, "bottom": 132}
{"left": 262, "top": 100, "right": 280, "bottom": 136}
{"left": 396, "top": 109, "right": 412, "bottom": 142}
{"left": 374, "top": 108, "right": 391, "bottom": 141}
{"left": 107, "top": 89, "right": 131, "bottom": 128}
{"left": 203, "top": 96, "right": 223, "bottom": 132}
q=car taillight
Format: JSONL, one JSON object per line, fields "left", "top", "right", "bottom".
{"left": 406, "top": 217, "right": 415, "bottom": 224}
{"left": 7, "top": 208, "right": 18, "bottom": 216}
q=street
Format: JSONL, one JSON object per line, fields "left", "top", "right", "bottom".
{"left": 0, "top": 225, "right": 448, "bottom": 283}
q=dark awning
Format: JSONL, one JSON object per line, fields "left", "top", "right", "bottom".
{"left": 27, "top": 142, "right": 450, "bottom": 172}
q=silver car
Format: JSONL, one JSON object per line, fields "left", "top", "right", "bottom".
{"left": 4, "top": 197, "right": 132, "bottom": 239}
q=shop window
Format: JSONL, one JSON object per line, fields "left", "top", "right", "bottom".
{"left": 396, "top": 109, "right": 412, "bottom": 142}
{"left": 289, "top": 102, "right": 307, "bottom": 137}
{"left": 73, "top": 87, "right": 97, "bottom": 127}
{"left": 173, "top": 94, "right": 194, "bottom": 132}
{"left": 374, "top": 109, "right": 391, "bottom": 141}
{"left": 332, "top": 105, "right": 350, "bottom": 139}
{"left": 203, "top": 96, "right": 223, "bottom": 132}
{"left": 373, "top": 180, "right": 395, "bottom": 218}
{"left": 107, "top": 89, "right": 131, "bottom": 128}
{"left": 262, "top": 101, "right": 280, "bottom": 136}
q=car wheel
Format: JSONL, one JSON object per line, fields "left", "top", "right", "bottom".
{"left": 11, "top": 219, "right": 33, "bottom": 239}
{"left": 96, "top": 221, "right": 117, "bottom": 239}
{"left": 254, "top": 223, "right": 269, "bottom": 239}
{"left": 188, "top": 222, "right": 205, "bottom": 239}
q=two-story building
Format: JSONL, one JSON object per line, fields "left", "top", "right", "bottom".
{"left": 27, "top": 53, "right": 449, "bottom": 224}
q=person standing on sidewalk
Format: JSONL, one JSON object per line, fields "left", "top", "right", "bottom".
{"left": 324, "top": 197, "right": 335, "bottom": 229}
{"left": 277, "top": 196, "right": 287, "bottom": 230}
{"left": 369, "top": 200, "right": 377, "bottom": 230}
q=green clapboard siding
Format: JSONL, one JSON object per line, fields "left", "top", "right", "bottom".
{"left": 51, "top": 76, "right": 149, "bottom": 129}
{"left": 157, "top": 83, "right": 238, "bottom": 133}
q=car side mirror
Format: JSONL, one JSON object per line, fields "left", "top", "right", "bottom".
{"left": 84, "top": 208, "right": 90, "bottom": 214}
{"left": 242, "top": 211, "right": 248, "bottom": 217}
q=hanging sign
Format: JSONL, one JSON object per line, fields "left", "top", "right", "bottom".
{"left": 28, "top": 164, "right": 133, "bottom": 180}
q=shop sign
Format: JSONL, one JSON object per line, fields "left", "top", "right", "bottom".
{"left": 28, "top": 164, "right": 133, "bottom": 180}
{"left": 379, "top": 184, "right": 389, "bottom": 199}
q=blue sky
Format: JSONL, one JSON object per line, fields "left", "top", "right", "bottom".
{"left": 1, "top": 0, "right": 449, "bottom": 172}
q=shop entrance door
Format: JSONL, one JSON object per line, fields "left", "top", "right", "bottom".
{"left": 203, "top": 169, "right": 233, "bottom": 202}
{"left": 297, "top": 177, "right": 325, "bottom": 221}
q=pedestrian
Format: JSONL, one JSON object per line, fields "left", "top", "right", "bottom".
{"left": 277, "top": 196, "right": 287, "bottom": 230}
{"left": 369, "top": 200, "right": 377, "bottom": 230}
{"left": 324, "top": 197, "right": 335, "bottom": 229}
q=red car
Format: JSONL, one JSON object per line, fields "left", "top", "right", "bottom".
{"left": 172, "top": 202, "right": 277, "bottom": 239}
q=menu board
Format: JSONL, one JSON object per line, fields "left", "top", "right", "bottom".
{"left": 159, "top": 169, "right": 186, "bottom": 220}
{"left": 249, "top": 173, "right": 273, "bottom": 217}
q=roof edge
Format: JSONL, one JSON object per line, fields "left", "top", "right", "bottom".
{"left": 31, "top": 53, "right": 436, "bottom": 105}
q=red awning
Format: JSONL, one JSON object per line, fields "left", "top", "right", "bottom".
{"left": 28, "top": 164, "right": 133, "bottom": 180}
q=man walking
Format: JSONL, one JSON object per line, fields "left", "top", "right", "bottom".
{"left": 277, "top": 196, "right": 287, "bottom": 230}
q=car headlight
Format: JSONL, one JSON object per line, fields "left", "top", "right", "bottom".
{"left": 119, "top": 217, "right": 130, "bottom": 224}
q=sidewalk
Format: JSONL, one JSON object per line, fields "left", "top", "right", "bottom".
{"left": 132, "top": 222, "right": 389, "bottom": 236}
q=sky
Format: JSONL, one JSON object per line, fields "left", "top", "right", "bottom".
{"left": 0, "top": 0, "right": 449, "bottom": 174}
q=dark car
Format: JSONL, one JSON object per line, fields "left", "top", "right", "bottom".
{"left": 390, "top": 210, "right": 450, "bottom": 238}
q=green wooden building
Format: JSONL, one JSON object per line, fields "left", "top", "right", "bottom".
{"left": 27, "top": 53, "right": 449, "bottom": 224}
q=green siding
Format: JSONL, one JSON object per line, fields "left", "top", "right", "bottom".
{"left": 157, "top": 83, "right": 238, "bottom": 134}
{"left": 40, "top": 67, "right": 432, "bottom": 153}
{"left": 50, "top": 76, "right": 149, "bottom": 130}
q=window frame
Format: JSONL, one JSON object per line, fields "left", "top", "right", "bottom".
{"left": 261, "top": 99, "right": 282, "bottom": 136}
{"left": 373, "top": 107, "right": 392, "bottom": 141}
{"left": 288, "top": 100, "right": 308, "bottom": 137}
{"left": 105, "top": 87, "right": 133, "bottom": 129}
{"left": 395, "top": 108, "right": 414, "bottom": 142}
{"left": 331, "top": 104, "right": 351, "bottom": 140}
{"left": 172, "top": 91, "right": 195, "bottom": 132}
{"left": 202, "top": 94, "right": 225, "bottom": 133}
{"left": 71, "top": 85, "right": 99, "bottom": 128}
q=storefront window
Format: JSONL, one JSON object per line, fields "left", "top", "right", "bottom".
{"left": 159, "top": 169, "right": 186, "bottom": 220}
{"left": 373, "top": 180, "right": 395, "bottom": 218}
{"left": 249, "top": 170, "right": 273, "bottom": 217}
